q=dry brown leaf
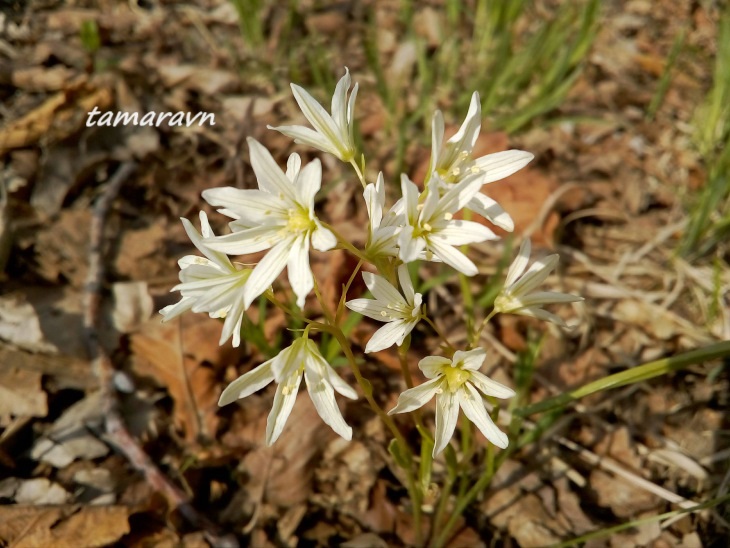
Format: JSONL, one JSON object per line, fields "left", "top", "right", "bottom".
{"left": 129, "top": 315, "right": 231, "bottom": 442}
{"left": 0, "top": 364, "right": 47, "bottom": 422}
{"left": 0, "top": 505, "right": 131, "bottom": 548}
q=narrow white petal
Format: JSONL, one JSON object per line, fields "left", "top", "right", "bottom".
{"left": 387, "top": 377, "right": 442, "bottom": 414}
{"left": 247, "top": 138, "right": 298, "bottom": 203}
{"left": 468, "top": 371, "right": 516, "bottom": 399}
{"left": 364, "top": 180, "right": 383, "bottom": 230}
{"left": 326, "top": 367, "right": 358, "bottom": 400}
{"left": 467, "top": 193, "right": 515, "bottom": 232}
{"left": 516, "top": 307, "right": 568, "bottom": 327}
{"left": 433, "top": 390, "right": 460, "bottom": 457}
{"left": 345, "top": 298, "right": 394, "bottom": 322}
{"left": 286, "top": 152, "right": 302, "bottom": 179}
{"left": 400, "top": 174, "right": 420, "bottom": 224}
{"left": 431, "top": 110, "right": 445, "bottom": 169}
{"left": 504, "top": 239, "right": 531, "bottom": 287}
{"left": 271, "top": 340, "right": 304, "bottom": 382}
{"left": 159, "top": 297, "right": 194, "bottom": 322}
{"left": 265, "top": 370, "right": 303, "bottom": 445}
{"left": 364, "top": 320, "right": 411, "bottom": 353}
{"left": 419, "top": 180, "right": 442, "bottom": 223}
{"left": 180, "top": 216, "right": 234, "bottom": 272}
{"left": 460, "top": 383, "right": 508, "bottom": 448}
{"left": 305, "top": 339, "right": 358, "bottom": 400}
{"left": 311, "top": 220, "right": 337, "bottom": 251}
{"left": 518, "top": 291, "right": 584, "bottom": 307}
{"left": 346, "top": 81, "right": 359, "bottom": 132}
{"left": 474, "top": 149, "right": 534, "bottom": 184}
{"left": 218, "top": 360, "right": 275, "bottom": 406}
{"left": 290, "top": 84, "right": 344, "bottom": 153}
{"left": 445, "top": 91, "right": 481, "bottom": 153}
{"left": 201, "top": 188, "right": 287, "bottom": 224}
{"left": 243, "top": 237, "right": 292, "bottom": 308}
{"left": 397, "top": 264, "right": 415, "bottom": 305}
{"left": 362, "top": 272, "right": 405, "bottom": 306}
{"left": 427, "top": 239, "right": 478, "bottom": 276}
{"left": 268, "top": 124, "right": 341, "bottom": 157}
{"left": 219, "top": 293, "right": 246, "bottom": 347}
{"left": 433, "top": 173, "right": 483, "bottom": 216}
{"left": 287, "top": 235, "right": 313, "bottom": 309}
{"left": 453, "top": 348, "right": 486, "bottom": 371}
{"left": 418, "top": 356, "right": 451, "bottom": 379}
{"left": 331, "top": 68, "right": 351, "bottom": 135}
{"left": 510, "top": 254, "right": 559, "bottom": 296}
{"left": 295, "top": 158, "right": 322, "bottom": 209}
{"left": 305, "top": 368, "right": 352, "bottom": 440}
{"left": 434, "top": 220, "right": 497, "bottom": 246}
{"left": 203, "top": 224, "right": 282, "bottom": 256}
{"left": 398, "top": 227, "right": 427, "bottom": 263}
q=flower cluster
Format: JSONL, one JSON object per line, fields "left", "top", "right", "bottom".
{"left": 162, "top": 69, "right": 581, "bottom": 454}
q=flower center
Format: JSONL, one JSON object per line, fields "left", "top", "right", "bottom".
{"left": 287, "top": 208, "right": 314, "bottom": 233}
{"left": 443, "top": 366, "right": 470, "bottom": 392}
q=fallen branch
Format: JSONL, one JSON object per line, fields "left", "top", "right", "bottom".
{"left": 83, "top": 162, "right": 238, "bottom": 548}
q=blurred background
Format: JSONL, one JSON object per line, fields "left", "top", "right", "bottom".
{"left": 0, "top": 0, "right": 728, "bottom": 546}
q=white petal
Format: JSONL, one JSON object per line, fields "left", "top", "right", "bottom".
{"left": 364, "top": 180, "right": 382, "bottom": 230}
{"left": 460, "top": 383, "right": 508, "bottom": 448}
{"left": 431, "top": 110, "right": 445, "bottom": 170}
{"left": 400, "top": 174, "right": 420, "bottom": 224}
{"left": 433, "top": 174, "right": 483, "bottom": 216}
{"left": 295, "top": 158, "right": 322, "bottom": 209}
{"left": 311, "top": 220, "right": 337, "bottom": 251}
{"left": 433, "top": 390, "right": 460, "bottom": 457}
{"left": 345, "top": 298, "right": 394, "bottom": 322}
{"left": 467, "top": 193, "right": 514, "bottom": 232}
{"left": 180, "top": 216, "right": 234, "bottom": 272}
{"left": 397, "top": 264, "right": 415, "bottom": 305}
{"left": 418, "top": 356, "right": 451, "bottom": 379}
{"left": 398, "top": 226, "right": 426, "bottom": 263}
{"left": 468, "top": 371, "right": 516, "bottom": 399}
{"left": 265, "top": 370, "right": 303, "bottom": 445}
{"left": 434, "top": 220, "right": 496, "bottom": 246}
{"left": 452, "top": 348, "right": 486, "bottom": 371}
{"left": 331, "top": 68, "right": 351, "bottom": 135}
{"left": 268, "top": 124, "right": 340, "bottom": 157}
{"left": 287, "top": 235, "right": 313, "bottom": 309}
{"left": 286, "top": 152, "right": 302, "bottom": 179}
{"left": 387, "top": 377, "right": 443, "bottom": 414}
{"left": 305, "top": 368, "right": 352, "bottom": 440}
{"left": 364, "top": 320, "right": 411, "bottom": 353}
{"left": 159, "top": 297, "right": 194, "bottom": 322}
{"left": 218, "top": 360, "right": 275, "bottom": 406}
{"left": 474, "top": 149, "right": 534, "bottom": 184}
{"left": 201, "top": 188, "right": 287, "bottom": 225}
{"left": 219, "top": 293, "right": 246, "bottom": 347}
{"left": 203, "top": 224, "right": 282, "bottom": 256}
{"left": 419, "top": 180, "right": 442, "bottom": 223}
{"left": 290, "top": 83, "right": 344, "bottom": 154}
{"left": 427, "top": 239, "right": 478, "bottom": 276}
{"left": 247, "top": 138, "right": 299, "bottom": 203}
{"left": 243, "top": 237, "right": 292, "bottom": 308}
{"left": 515, "top": 307, "right": 568, "bottom": 327}
{"left": 305, "top": 339, "right": 358, "bottom": 400}
{"left": 518, "top": 291, "right": 584, "bottom": 307}
{"left": 504, "top": 239, "right": 531, "bottom": 287}
{"left": 362, "top": 272, "right": 405, "bottom": 306}
{"left": 326, "top": 367, "right": 358, "bottom": 400}
{"left": 510, "top": 254, "right": 559, "bottom": 296}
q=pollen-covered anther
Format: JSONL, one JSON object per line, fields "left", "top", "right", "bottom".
{"left": 443, "top": 212, "right": 453, "bottom": 221}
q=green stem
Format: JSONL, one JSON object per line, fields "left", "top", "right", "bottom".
{"left": 423, "top": 316, "right": 456, "bottom": 352}
{"left": 517, "top": 340, "right": 730, "bottom": 417}
{"left": 321, "top": 221, "right": 371, "bottom": 264}
{"left": 349, "top": 157, "right": 367, "bottom": 189}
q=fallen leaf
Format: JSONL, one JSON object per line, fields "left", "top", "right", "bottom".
{"left": 0, "top": 364, "right": 47, "bottom": 422}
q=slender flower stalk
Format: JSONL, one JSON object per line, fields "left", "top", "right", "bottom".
{"left": 494, "top": 239, "right": 583, "bottom": 326}
{"left": 268, "top": 68, "right": 359, "bottom": 162}
{"left": 160, "top": 211, "right": 251, "bottom": 347}
{"left": 388, "top": 349, "right": 515, "bottom": 457}
{"left": 219, "top": 337, "right": 357, "bottom": 445}
{"left": 201, "top": 138, "right": 336, "bottom": 309}
{"left": 346, "top": 265, "right": 423, "bottom": 353}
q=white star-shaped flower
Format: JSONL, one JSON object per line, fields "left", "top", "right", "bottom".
{"left": 398, "top": 174, "right": 498, "bottom": 276}
{"left": 346, "top": 265, "right": 422, "bottom": 353}
{"left": 160, "top": 211, "right": 251, "bottom": 347}
{"left": 268, "top": 68, "right": 359, "bottom": 162}
{"left": 494, "top": 239, "right": 583, "bottom": 326}
{"left": 388, "top": 348, "right": 515, "bottom": 457}
{"left": 430, "top": 91, "right": 534, "bottom": 231}
{"left": 201, "top": 138, "right": 336, "bottom": 309}
{"left": 363, "top": 172, "right": 401, "bottom": 259}
{"left": 219, "top": 337, "right": 357, "bottom": 445}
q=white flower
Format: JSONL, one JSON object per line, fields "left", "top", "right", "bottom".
{"left": 201, "top": 138, "right": 336, "bottom": 309}
{"left": 363, "top": 172, "right": 401, "bottom": 259}
{"left": 268, "top": 68, "right": 359, "bottom": 162}
{"left": 388, "top": 349, "right": 514, "bottom": 457}
{"left": 160, "top": 211, "right": 251, "bottom": 347}
{"left": 398, "top": 174, "right": 498, "bottom": 276}
{"left": 494, "top": 239, "right": 583, "bottom": 326}
{"left": 345, "top": 265, "right": 422, "bottom": 353}
{"left": 429, "top": 91, "right": 534, "bottom": 231}
{"left": 218, "top": 337, "right": 357, "bottom": 445}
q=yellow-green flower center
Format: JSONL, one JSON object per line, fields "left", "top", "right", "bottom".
{"left": 287, "top": 208, "right": 315, "bottom": 233}
{"left": 443, "top": 365, "right": 470, "bottom": 392}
